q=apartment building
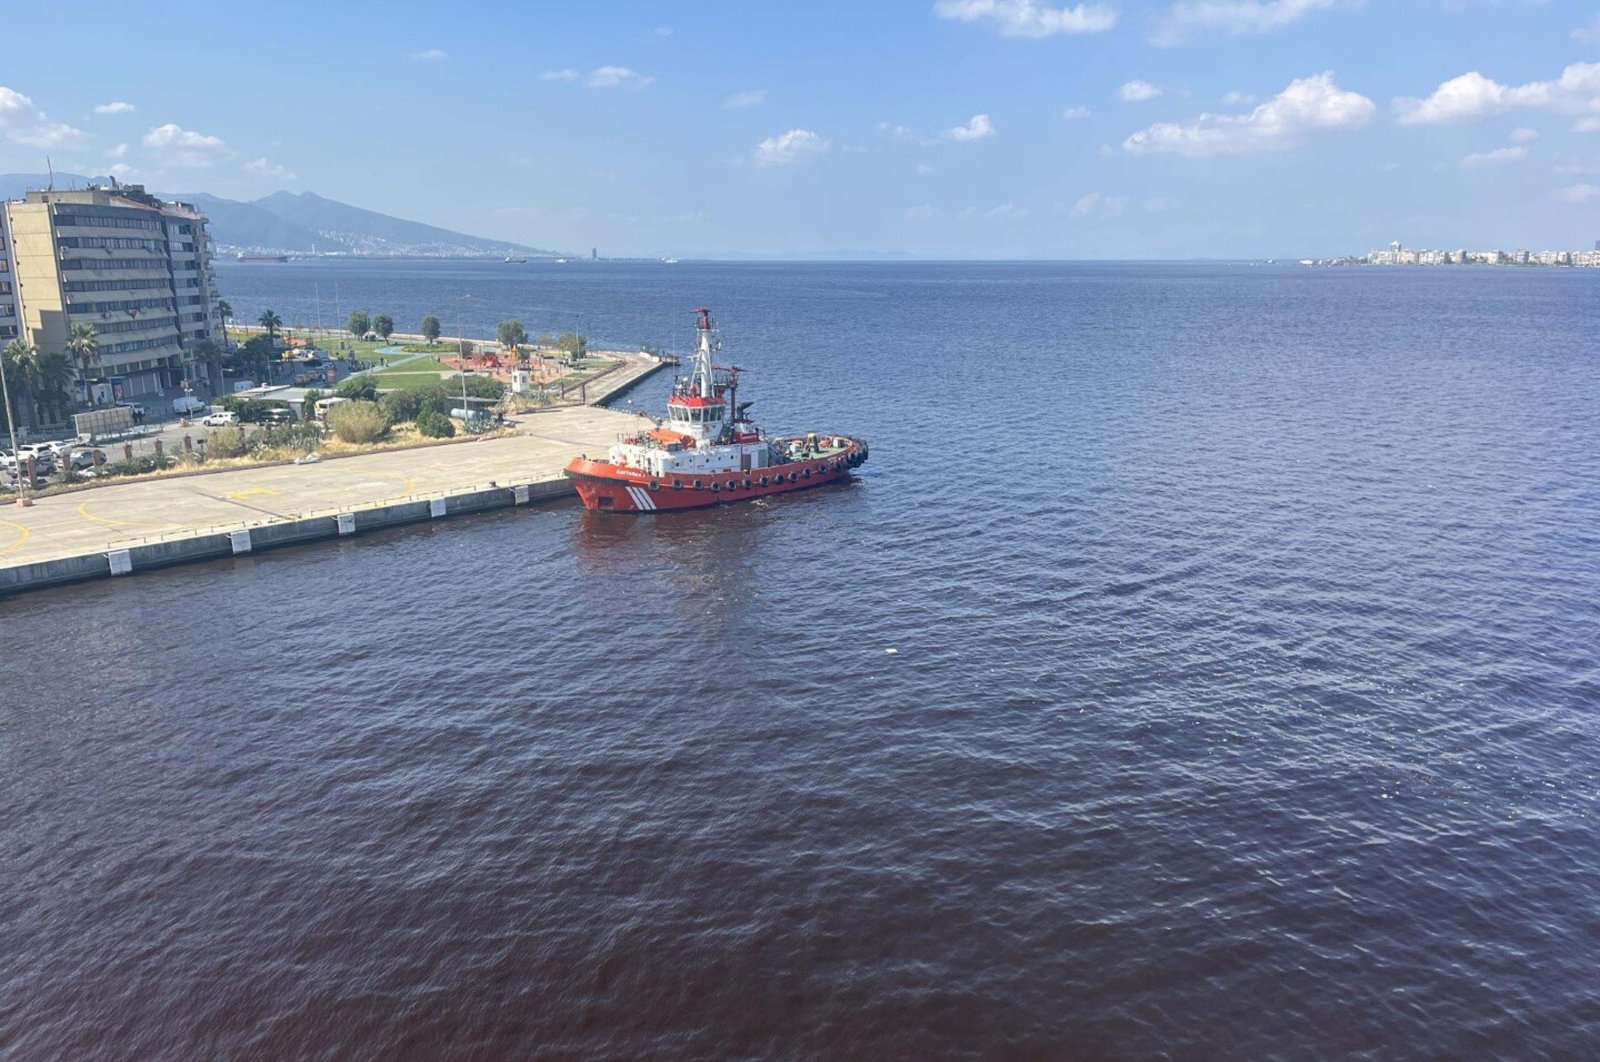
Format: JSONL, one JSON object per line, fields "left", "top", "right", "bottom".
{"left": 0, "top": 207, "right": 17, "bottom": 346}
{"left": 2, "top": 184, "right": 223, "bottom": 402}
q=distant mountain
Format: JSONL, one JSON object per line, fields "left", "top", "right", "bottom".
{"left": 177, "top": 193, "right": 327, "bottom": 253}
{"left": 0, "top": 173, "right": 558, "bottom": 258}
{"left": 247, "top": 191, "right": 551, "bottom": 257}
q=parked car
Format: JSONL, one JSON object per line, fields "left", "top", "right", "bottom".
{"left": 15, "top": 443, "right": 57, "bottom": 471}
{"left": 200, "top": 410, "right": 238, "bottom": 427}
{"left": 259, "top": 407, "right": 295, "bottom": 426}
{"left": 116, "top": 400, "right": 147, "bottom": 420}
{"left": 172, "top": 396, "right": 208, "bottom": 417}
{"left": 68, "top": 447, "right": 106, "bottom": 471}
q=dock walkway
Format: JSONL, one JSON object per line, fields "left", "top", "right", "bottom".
{"left": 0, "top": 354, "right": 666, "bottom": 596}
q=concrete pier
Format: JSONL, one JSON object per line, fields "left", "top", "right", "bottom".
{"left": 0, "top": 355, "right": 668, "bottom": 597}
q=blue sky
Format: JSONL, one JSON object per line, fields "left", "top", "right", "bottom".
{"left": 1, "top": 0, "right": 1598, "bottom": 258}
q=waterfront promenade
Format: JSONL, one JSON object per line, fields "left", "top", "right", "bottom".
{"left": 0, "top": 354, "right": 663, "bottom": 593}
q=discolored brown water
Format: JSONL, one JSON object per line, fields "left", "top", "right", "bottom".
{"left": 3, "top": 261, "right": 1599, "bottom": 1059}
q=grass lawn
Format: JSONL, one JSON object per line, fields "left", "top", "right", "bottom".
{"left": 229, "top": 328, "right": 410, "bottom": 366}
{"left": 372, "top": 360, "right": 457, "bottom": 390}
{"left": 375, "top": 357, "right": 453, "bottom": 377}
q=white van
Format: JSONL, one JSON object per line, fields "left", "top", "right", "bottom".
{"left": 172, "top": 396, "right": 207, "bottom": 416}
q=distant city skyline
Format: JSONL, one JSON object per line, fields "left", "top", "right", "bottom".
{"left": 1, "top": 1, "right": 1599, "bottom": 259}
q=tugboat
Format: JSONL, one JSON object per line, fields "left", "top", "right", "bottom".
{"left": 565, "top": 308, "right": 868, "bottom": 512}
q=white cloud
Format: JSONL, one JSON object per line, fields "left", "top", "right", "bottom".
{"left": 144, "top": 122, "right": 224, "bottom": 150}
{"left": 93, "top": 101, "right": 135, "bottom": 115}
{"left": 916, "top": 163, "right": 937, "bottom": 174}
{"left": 1143, "top": 196, "right": 1178, "bottom": 212}
{"left": 1152, "top": 0, "right": 1342, "bottom": 47}
{"left": 1510, "top": 126, "right": 1539, "bottom": 142}
{"left": 944, "top": 113, "right": 996, "bottom": 140}
{"left": 587, "top": 66, "right": 654, "bottom": 88}
{"left": 984, "top": 202, "right": 1031, "bottom": 220}
{"left": 754, "top": 128, "right": 830, "bottom": 166}
{"left": 106, "top": 142, "right": 128, "bottom": 159}
{"left": 0, "top": 86, "right": 87, "bottom": 148}
{"left": 1560, "top": 182, "right": 1600, "bottom": 202}
{"left": 1577, "top": 116, "right": 1600, "bottom": 132}
{"left": 1394, "top": 63, "right": 1600, "bottom": 128}
{"left": 540, "top": 68, "right": 580, "bottom": 82}
{"left": 143, "top": 122, "right": 228, "bottom": 167}
{"left": 1222, "top": 90, "right": 1256, "bottom": 105}
{"left": 412, "top": 48, "right": 448, "bottom": 60}
{"left": 1119, "top": 80, "right": 1164, "bottom": 103}
{"left": 1574, "top": 14, "right": 1600, "bottom": 43}
{"left": 1462, "top": 145, "right": 1526, "bottom": 167}
{"left": 1124, "top": 72, "right": 1373, "bottom": 155}
{"left": 1072, "top": 192, "right": 1129, "bottom": 217}
{"left": 723, "top": 90, "right": 767, "bottom": 109}
{"left": 1061, "top": 105, "right": 1092, "bottom": 119}
{"left": 244, "top": 157, "right": 297, "bottom": 181}
{"left": 108, "top": 163, "right": 134, "bottom": 179}
{"left": 932, "top": 0, "right": 1118, "bottom": 37}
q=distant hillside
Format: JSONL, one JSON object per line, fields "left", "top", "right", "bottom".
{"left": 0, "top": 174, "right": 558, "bottom": 258}
{"left": 177, "top": 193, "right": 327, "bottom": 252}
{"left": 249, "top": 191, "right": 552, "bottom": 257}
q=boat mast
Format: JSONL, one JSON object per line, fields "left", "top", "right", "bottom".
{"left": 693, "top": 307, "right": 718, "bottom": 398}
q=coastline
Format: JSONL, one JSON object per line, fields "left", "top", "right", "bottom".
{"left": 0, "top": 353, "right": 668, "bottom": 598}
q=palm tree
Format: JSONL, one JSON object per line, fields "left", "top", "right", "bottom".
{"left": 215, "top": 299, "right": 234, "bottom": 351}
{"left": 66, "top": 323, "right": 102, "bottom": 406}
{"left": 191, "top": 338, "right": 223, "bottom": 393}
{"left": 2, "top": 339, "right": 41, "bottom": 430}
{"left": 33, "top": 352, "right": 75, "bottom": 424}
{"left": 258, "top": 309, "right": 282, "bottom": 340}
{"left": 1, "top": 338, "right": 32, "bottom": 442}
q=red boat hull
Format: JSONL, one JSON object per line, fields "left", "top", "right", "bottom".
{"left": 566, "top": 439, "right": 868, "bottom": 512}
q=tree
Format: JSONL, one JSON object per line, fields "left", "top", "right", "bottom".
{"left": 33, "top": 352, "right": 75, "bottom": 423}
{"left": 258, "top": 310, "right": 283, "bottom": 340}
{"left": 347, "top": 310, "right": 370, "bottom": 338}
{"left": 300, "top": 387, "right": 324, "bottom": 422}
{"left": 191, "top": 338, "right": 224, "bottom": 390}
{"left": 216, "top": 299, "right": 234, "bottom": 343}
{"left": 497, "top": 319, "right": 527, "bottom": 353}
{"left": 456, "top": 338, "right": 474, "bottom": 358}
{"left": 238, "top": 333, "right": 277, "bottom": 382}
{"left": 416, "top": 409, "right": 456, "bottom": 438}
{"left": 1, "top": 339, "right": 37, "bottom": 431}
{"left": 557, "top": 332, "right": 587, "bottom": 363}
{"left": 335, "top": 375, "right": 379, "bottom": 401}
{"left": 372, "top": 314, "right": 394, "bottom": 341}
{"left": 421, "top": 315, "right": 441, "bottom": 345}
{"left": 66, "top": 323, "right": 101, "bottom": 405}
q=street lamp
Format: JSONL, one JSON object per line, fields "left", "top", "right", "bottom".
{"left": 453, "top": 293, "right": 471, "bottom": 426}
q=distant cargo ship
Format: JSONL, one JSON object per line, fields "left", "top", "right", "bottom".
{"left": 566, "top": 308, "right": 868, "bottom": 512}
{"left": 235, "top": 253, "right": 288, "bottom": 263}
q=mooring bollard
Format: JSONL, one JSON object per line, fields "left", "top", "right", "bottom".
{"left": 183, "top": 435, "right": 193, "bottom": 454}
{"left": 123, "top": 443, "right": 134, "bottom": 462}
{"left": 154, "top": 439, "right": 163, "bottom": 458}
